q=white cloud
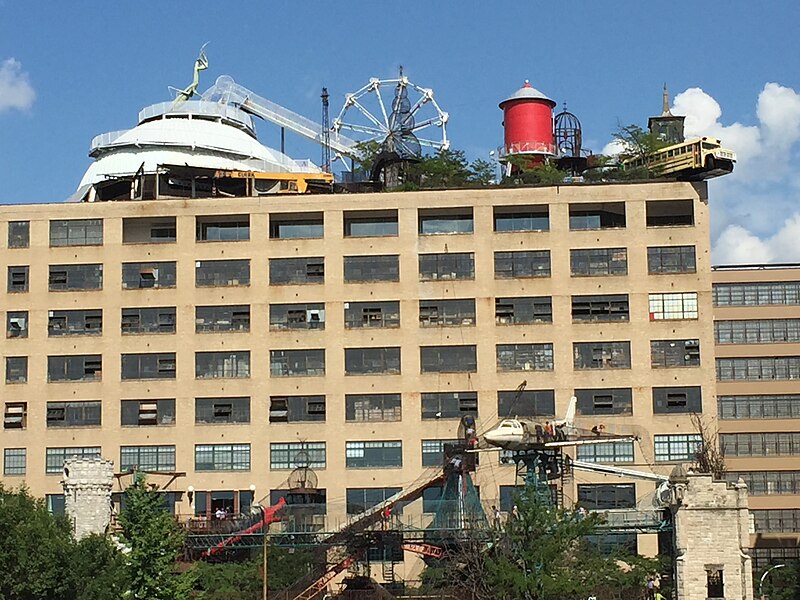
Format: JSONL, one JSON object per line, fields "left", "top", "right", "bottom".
{"left": 0, "top": 58, "right": 35, "bottom": 113}
{"left": 714, "top": 214, "right": 800, "bottom": 264}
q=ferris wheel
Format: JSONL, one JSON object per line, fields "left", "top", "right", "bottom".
{"left": 332, "top": 70, "right": 449, "bottom": 160}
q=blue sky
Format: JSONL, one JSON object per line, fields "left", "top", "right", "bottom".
{"left": 1, "top": 1, "right": 799, "bottom": 262}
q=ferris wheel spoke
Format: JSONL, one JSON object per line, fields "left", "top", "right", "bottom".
{"left": 416, "top": 137, "right": 448, "bottom": 149}
{"left": 350, "top": 98, "right": 388, "bottom": 133}
{"left": 408, "top": 117, "right": 445, "bottom": 132}
{"left": 338, "top": 123, "right": 388, "bottom": 137}
{"left": 374, "top": 86, "right": 391, "bottom": 131}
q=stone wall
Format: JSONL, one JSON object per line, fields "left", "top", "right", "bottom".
{"left": 62, "top": 457, "right": 114, "bottom": 540}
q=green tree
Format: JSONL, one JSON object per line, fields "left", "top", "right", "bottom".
{"left": 502, "top": 159, "right": 568, "bottom": 186}
{"left": 761, "top": 561, "right": 800, "bottom": 600}
{"left": 468, "top": 158, "right": 496, "bottom": 186}
{"left": 417, "top": 148, "right": 472, "bottom": 188}
{"left": 73, "top": 534, "right": 130, "bottom": 600}
{"left": 611, "top": 123, "right": 668, "bottom": 180}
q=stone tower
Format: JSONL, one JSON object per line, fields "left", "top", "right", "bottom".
{"left": 62, "top": 457, "right": 115, "bottom": 540}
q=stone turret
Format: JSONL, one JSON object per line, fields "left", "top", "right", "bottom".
{"left": 62, "top": 457, "right": 114, "bottom": 539}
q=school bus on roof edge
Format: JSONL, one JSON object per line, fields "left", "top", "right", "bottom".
{"left": 622, "top": 136, "right": 736, "bottom": 181}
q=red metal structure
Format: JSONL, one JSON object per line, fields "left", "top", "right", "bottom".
{"left": 499, "top": 80, "right": 557, "bottom": 165}
{"left": 200, "top": 496, "right": 286, "bottom": 558}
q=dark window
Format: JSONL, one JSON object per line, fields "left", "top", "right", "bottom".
{"left": 575, "top": 388, "right": 633, "bottom": 416}
{"left": 345, "top": 347, "right": 401, "bottom": 375}
{"left": 423, "top": 486, "right": 444, "bottom": 513}
{"left": 49, "top": 219, "right": 103, "bottom": 246}
{"left": 3, "top": 448, "right": 26, "bottom": 475}
{"left": 120, "top": 445, "right": 176, "bottom": 472}
{"left": 195, "top": 259, "right": 250, "bottom": 287}
{"left": 577, "top": 483, "right": 636, "bottom": 510}
{"left": 499, "top": 485, "right": 522, "bottom": 512}
{"left": 419, "top": 299, "right": 475, "bottom": 327}
{"left": 572, "top": 294, "right": 629, "bottom": 322}
{"left": 6, "top": 311, "right": 28, "bottom": 338}
{"left": 196, "top": 215, "right": 250, "bottom": 241}
{"left": 573, "top": 342, "right": 631, "bottom": 369}
{"left": 720, "top": 433, "right": 800, "bottom": 457}
{"left": 195, "top": 351, "right": 250, "bottom": 379}
{"left": 646, "top": 199, "right": 694, "bottom": 226}
{"left": 46, "top": 401, "right": 101, "bottom": 428}
{"left": 345, "top": 394, "right": 402, "bottom": 422}
{"left": 715, "top": 319, "right": 800, "bottom": 344}
{"left": 420, "top": 345, "right": 477, "bottom": 373}
{"left": 577, "top": 441, "right": 635, "bottom": 463}
{"left": 121, "top": 353, "right": 175, "bottom": 380}
{"left": 194, "top": 444, "right": 251, "bottom": 471}
{"left": 421, "top": 392, "right": 478, "bottom": 419}
{"left": 7, "top": 266, "right": 28, "bottom": 292}
{"left": 586, "top": 534, "right": 638, "bottom": 556}
{"left": 344, "top": 210, "right": 398, "bottom": 237}
{"left": 45, "top": 447, "right": 101, "bottom": 474}
{"left": 122, "top": 217, "right": 176, "bottom": 244}
{"left": 494, "top": 250, "right": 551, "bottom": 278}
{"left": 196, "top": 397, "right": 250, "bottom": 424}
{"left": 270, "top": 303, "right": 325, "bottom": 330}
{"left": 344, "top": 301, "right": 399, "bottom": 329}
{"left": 493, "top": 205, "right": 549, "bottom": 232}
{"left": 495, "top": 297, "right": 552, "bottom": 325}
{"left": 122, "top": 261, "right": 177, "bottom": 289}
{"left": 422, "top": 439, "right": 460, "bottom": 467}
{"left": 653, "top": 386, "right": 702, "bottom": 414}
{"left": 751, "top": 509, "right": 800, "bottom": 533}
{"left": 716, "top": 356, "right": 800, "bottom": 381}
{"left": 47, "top": 494, "right": 66, "bottom": 515}
{"left": 269, "top": 257, "right": 324, "bottom": 285}
{"left": 569, "top": 202, "right": 625, "bottom": 230}
{"left": 346, "top": 487, "right": 402, "bottom": 515}
{"left": 195, "top": 305, "right": 250, "bottom": 333}
{"left": 419, "top": 252, "right": 474, "bottom": 281}
{"left": 8, "top": 221, "right": 29, "bottom": 248}
{"left": 121, "top": 307, "right": 176, "bottom": 334}
{"left": 5, "top": 357, "right": 27, "bottom": 383}
{"left": 344, "top": 255, "right": 400, "bottom": 282}
{"left": 713, "top": 281, "right": 800, "bottom": 307}
{"left": 650, "top": 339, "right": 700, "bottom": 368}
{"left": 269, "top": 395, "right": 326, "bottom": 423}
{"left": 270, "top": 442, "right": 326, "bottom": 470}
{"left": 4, "top": 402, "right": 27, "bottom": 429}
{"left": 48, "top": 355, "right": 102, "bottom": 382}
{"left": 654, "top": 434, "right": 702, "bottom": 461}
{"left": 726, "top": 471, "right": 800, "bottom": 495}
{"left": 570, "top": 248, "right": 628, "bottom": 276}
{"left": 346, "top": 441, "right": 402, "bottom": 468}
{"left": 121, "top": 399, "right": 175, "bottom": 426}
{"left": 719, "top": 395, "right": 800, "bottom": 420}
{"left": 418, "top": 208, "right": 473, "bottom": 234}
{"left": 48, "top": 309, "right": 102, "bottom": 336}
{"left": 270, "top": 349, "right": 325, "bottom": 377}
{"left": 498, "top": 389, "right": 555, "bottom": 417}
{"left": 49, "top": 264, "right": 103, "bottom": 291}
{"left": 270, "top": 213, "right": 323, "bottom": 239}
{"left": 496, "top": 344, "right": 554, "bottom": 371}
{"left": 647, "top": 246, "right": 696, "bottom": 274}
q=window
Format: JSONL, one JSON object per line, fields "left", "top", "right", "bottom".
{"left": 575, "top": 388, "right": 632, "bottom": 416}
{"left": 422, "top": 439, "right": 460, "bottom": 467}
{"left": 495, "top": 297, "right": 552, "bottom": 324}
{"left": 647, "top": 246, "right": 696, "bottom": 274}
{"left": 195, "top": 305, "right": 250, "bottom": 333}
{"left": 725, "top": 471, "right": 800, "bottom": 495}
{"left": 346, "top": 441, "right": 402, "bottom": 468}
{"left": 196, "top": 215, "right": 250, "bottom": 241}
{"left": 715, "top": 319, "right": 800, "bottom": 344}
{"left": 46, "top": 447, "right": 101, "bottom": 474}
{"left": 48, "top": 355, "right": 102, "bottom": 382}
{"left": 586, "top": 534, "right": 638, "bottom": 556}
{"left": 5, "top": 357, "right": 27, "bottom": 383}
{"left": 8, "top": 221, "right": 29, "bottom": 248}
{"left": 419, "top": 252, "right": 474, "bottom": 281}
{"left": 344, "top": 210, "right": 398, "bottom": 237}
{"left": 121, "top": 353, "right": 175, "bottom": 380}
{"left": 418, "top": 208, "right": 473, "bottom": 234}
{"left": 122, "top": 261, "right": 177, "bottom": 289}
{"left": 270, "top": 213, "right": 323, "bottom": 239}
{"left": 269, "top": 257, "right": 324, "bottom": 285}
{"left": 121, "top": 307, "right": 176, "bottom": 334}
{"left": 423, "top": 486, "right": 445, "bottom": 513}
{"left": 121, "top": 399, "right": 175, "bottom": 426}
{"left": 570, "top": 248, "right": 628, "bottom": 277}
{"left": 653, "top": 387, "right": 702, "bottom": 414}
{"left": 270, "top": 349, "right": 325, "bottom": 377}
{"left": 577, "top": 483, "right": 636, "bottom": 510}
{"left": 48, "top": 309, "right": 102, "bottom": 336}
{"left": 713, "top": 281, "right": 800, "bottom": 306}
{"left": 6, "top": 311, "right": 28, "bottom": 338}
{"left": 195, "top": 259, "right": 250, "bottom": 287}
{"left": 46, "top": 401, "right": 101, "bottom": 428}
{"left": 752, "top": 509, "right": 800, "bottom": 533}
{"left": 493, "top": 205, "right": 549, "bottom": 232}
{"left": 346, "top": 487, "right": 402, "bottom": 515}
{"left": 573, "top": 342, "right": 631, "bottom": 369}
{"left": 46, "top": 494, "right": 66, "bottom": 516}
{"left": 648, "top": 292, "right": 698, "bottom": 320}
{"left": 7, "top": 266, "right": 28, "bottom": 292}
{"left": 496, "top": 344, "right": 554, "bottom": 371}
{"left": 120, "top": 445, "right": 176, "bottom": 472}
{"left": 346, "top": 394, "right": 401, "bottom": 422}
{"left": 716, "top": 356, "right": 800, "bottom": 381}
{"left": 650, "top": 339, "right": 700, "bottom": 368}
{"left": 719, "top": 395, "right": 800, "bottom": 420}
{"left": 49, "top": 264, "right": 103, "bottom": 291}
{"left": 3, "top": 448, "right": 26, "bottom": 476}
{"left": 498, "top": 389, "right": 555, "bottom": 417}
{"left": 419, "top": 299, "right": 475, "bottom": 327}
{"left": 3, "top": 402, "right": 27, "bottom": 429}
{"left": 122, "top": 217, "right": 176, "bottom": 244}
{"left": 344, "top": 255, "right": 400, "bottom": 282}
{"left": 569, "top": 202, "right": 625, "bottom": 230}
{"left": 269, "top": 395, "right": 326, "bottom": 423}
{"left": 270, "top": 303, "right": 325, "bottom": 330}
{"left": 195, "top": 444, "right": 250, "bottom": 471}
{"left": 576, "top": 441, "right": 634, "bottom": 463}
{"left": 49, "top": 219, "right": 103, "bottom": 246}
{"left": 195, "top": 351, "right": 250, "bottom": 379}
{"left": 422, "top": 392, "right": 477, "bottom": 419}
{"left": 494, "top": 250, "right": 551, "bottom": 278}
{"left": 344, "top": 301, "right": 399, "bottom": 329}
{"left": 572, "top": 295, "right": 629, "bottom": 322}
{"left": 654, "top": 434, "right": 702, "bottom": 462}
{"left": 646, "top": 199, "right": 693, "bottom": 226}
{"left": 720, "top": 433, "right": 800, "bottom": 457}
{"left": 345, "top": 347, "right": 401, "bottom": 375}
{"left": 196, "top": 397, "right": 250, "bottom": 424}
{"left": 270, "top": 442, "right": 326, "bottom": 470}
{"left": 420, "top": 345, "right": 477, "bottom": 373}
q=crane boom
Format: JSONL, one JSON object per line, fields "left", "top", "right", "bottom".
{"left": 571, "top": 459, "right": 669, "bottom": 482}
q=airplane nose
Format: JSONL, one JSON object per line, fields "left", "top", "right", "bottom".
{"left": 484, "top": 430, "right": 499, "bottom": 446}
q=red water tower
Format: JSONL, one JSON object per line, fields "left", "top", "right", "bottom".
{"left": 499, "top": 80, "right": 557, "bottom": 166}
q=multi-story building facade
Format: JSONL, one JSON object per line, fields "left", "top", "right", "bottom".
{"left": 0, "top": 180, "right": 715, "bottom": 573}
{"left": 713, "top": 264, "right": 800, "bottom": 571}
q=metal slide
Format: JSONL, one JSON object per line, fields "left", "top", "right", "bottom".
{"left": 199, "top": 497, "right": 286, "bottom": 558}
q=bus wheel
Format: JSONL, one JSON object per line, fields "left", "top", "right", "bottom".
{"left": 705, "top": 156, "right": 716, "bottom": 171}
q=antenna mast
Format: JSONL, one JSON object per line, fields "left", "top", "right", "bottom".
{"left": 321, "top": 87, "right": 331, "bottom": 173}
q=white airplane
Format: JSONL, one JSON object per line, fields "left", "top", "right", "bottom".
{"left": 483, "top": 396, "right": 578, "bottom": 451}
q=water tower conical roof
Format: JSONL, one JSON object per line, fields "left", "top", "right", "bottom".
{"left": 499, "top": 80, "right": 556, "bottom": 109}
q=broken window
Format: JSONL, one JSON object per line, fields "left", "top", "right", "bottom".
{"left": 575, "top": 388, "right": 633, "bottom": 416}
{"left": 121, "top": 399, "right": 175, "bottom": 426}
{"left": 47, "top": 355, "right": 102, "bottom": 382}
{"left": 6, "top": 311, "right": 28, "bottom": 338}
{"left": 346, "top": 441, "right": 402, "bottom": 468}
{"left": 653, "top": 386, "right": 702, "bottom": 414}
{"left": 344, "top": 301, "right": 399, "bottom": 329}
{"left": 650, "top": 339, "right": 700, "bottom": 367}
{"left": 45, "top": 447, "right": 101, "bottom": 474}
{"left": 270, "top": 442, "right": 326, "bottom": 470}
{"left": 573, "top": 341, "right": 631, "bottom": 369}
{"left": 196, "top": 215, "right": 250, "bottom": 241}
{"left": 122, "top": 217, "right": 176, "bottom": 244}
{"left": 196, "top": 397, "right": 251, "bottom": 424}
{"left": 495, "top": 296, "right": 552, "bottom": 324}
{"left": 195, "top": 351, "right": 250, "bottom": 379}
{"left": 493, "top": 205, "right": 549, "bottom": 232}
{"left": 120, "top": 445, "right": 176, "bottom": 472}
{"left": 571, "top": 294, "right": 629, "bottom": 322}
{"left": 195, "top": 259, "right": 250, "bottom": 287}
{"left": 418, "top": 208, "right": 473, "bottom": 234}
{"left": 420, "top": 345, "right": 477, "bottom": 373}
{"left": 49, "top": 263, "right": 103, "bottom": 291}
{"left": 49, "top": 219, "right": 103, "bottom": 246}
{"left": 344, "top": 210, "right": 398, "bottom": 237}
{"left": 121, "top": 307, "right": 176, "bottom": 335}
{"left": 46, "top": 401, "right": 101, "bottom": 428}
{"left": 345, "top": 347, "right": 401, "bottom": 375}
{"left": 270, "top": 303, "right": 325, "bottom": 330}
{"left": 569, "top": 202, "right": 626, "bottom": 230}
{"left": 646, "top": 199, "right": 694, "bottom": 227}
{"left": 268, "top": 396, "right": 326, "bottom": 423}
{"left": 270, "top": 349, "right": 325, "bottom": 377}
{"left": 3, "top": 402, "right": 27, "bottom": 429}
{"left": 48, "top": 309, "right": 102, "bottom": 336}
{"left": 343, "top": 255, "right": 400, "bottom": 282}
{"left": 497, "top": 389, "right": 555, "bottom": 417}
{"left": 419, "top": 299, "right": 475, "bottom": 327}
{"left": 195, "top": 305, "right": 250, "bottom": 332}
{"left": 270, "top": 213, "right": 323, "bottom": 239}
{"left": 345, "top": 394, "right": 401, "bottom": 422}
{"left": 647, "top": 245, "right": 696, "bottom": 274}
{"left": 496, "top": 344, "right": 554, "bottom": 371}
{"left": 8, "top": 221, "right": 29, "bottom": 248}
{"left": 494, "top": 250, "right": 551, "bottom": 278}
{"left": 5, "top": 357, "right": 27, "bottom": 383}
{"left": 269, "top": 257, "right": 324, "bottom": 285}
{"left": 7, "top": 266, "right": 29, "bottom": 292}
{"left": 421, "top": 392, "right": 478, "bottom": 419}
{"left": 570, "top": 248, "right": 628, "bottom": 276}
{"left": 121, "top": 353, "right": 175, "bottom": 380}
{"left": 122, "top": 261, "right": 177, "bottom": 289}
{"left": 3, "top": 448, "right": 26, "bottom": 476}
{"left": 419, "top": 252, "right": 474, "bottom": 281}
